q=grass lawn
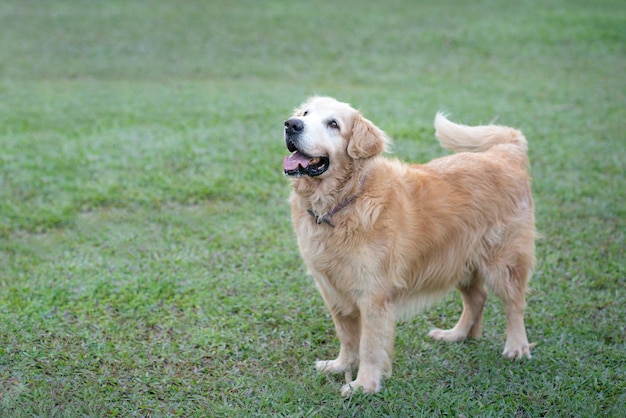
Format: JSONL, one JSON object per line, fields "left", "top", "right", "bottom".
{"left": 1, "top": 0, "right": 624, "bottom": 416}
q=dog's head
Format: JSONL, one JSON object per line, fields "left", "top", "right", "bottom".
{"left": 283, "top": 96, "right": 389, "bottom": 178}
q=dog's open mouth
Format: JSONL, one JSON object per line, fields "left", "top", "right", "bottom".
{"left": 283, "top": 151, "right": 329, "bottom": 177}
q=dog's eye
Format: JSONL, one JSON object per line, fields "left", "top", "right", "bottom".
{"left": 328, "top": 120, "right": 339, "bottom": 129}
{"left": 303, "top": 110, "right": 308, "bottom": 116}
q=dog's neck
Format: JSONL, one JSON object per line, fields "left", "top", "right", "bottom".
{"left": 305, "top": 175, "right": 368, "bottom": 227}
{"left": 292, "top": 166, "right": 369, "bottom": 227}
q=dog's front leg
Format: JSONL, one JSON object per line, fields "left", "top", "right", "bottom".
{"left": 340, "top": 297, "right": 395, "bottom": 396}
{"left": 316, "top": 310, "right": 360, "bottom": 380}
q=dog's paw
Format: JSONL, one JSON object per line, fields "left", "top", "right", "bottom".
{"left": 315, "top": 359, "right": 346, "bottom": 374}
{"left": 502, "top": 342, "right": 535, "bottom": 360}
{"left": 428, "top": 328, "right": 468, "bottom": 342}
{"left": 340, "top": 378, "right": 381, "bottom": 397}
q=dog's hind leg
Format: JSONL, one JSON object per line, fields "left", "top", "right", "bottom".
{"left": 495, "top": 263, "right": 533, "bottom": 360}
{"left": 484, "top": 243, "right": 534, "bottom": 360}
{"left": 428, "top": 273, "right": 487, "bottom": 342}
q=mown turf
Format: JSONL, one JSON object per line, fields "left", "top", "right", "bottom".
{"left": 1, "top": 0, "right": 624, "bottom": 416}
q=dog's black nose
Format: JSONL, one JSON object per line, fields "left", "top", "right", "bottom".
{"left": 284, "top": 118, "right": 304, "bottom": 134}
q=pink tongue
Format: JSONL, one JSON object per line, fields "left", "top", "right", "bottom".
{"left": 283, "top": 152, "right": 311, "bottom": 170}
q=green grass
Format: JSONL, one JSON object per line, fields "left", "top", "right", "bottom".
{"left": 1, "top": 0, "right": 624, "bottom": 416}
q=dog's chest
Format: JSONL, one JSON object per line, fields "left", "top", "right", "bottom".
{"left": 296, "top": 221, "right": 380, "bottom": 289}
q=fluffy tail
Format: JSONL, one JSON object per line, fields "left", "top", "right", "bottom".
{"left": 434, "top": 112, "right": 527, "bottom": 153}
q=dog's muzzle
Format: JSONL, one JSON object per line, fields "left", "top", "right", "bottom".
{"left": 283, "top": 118, "right": 329, "bottom": 177}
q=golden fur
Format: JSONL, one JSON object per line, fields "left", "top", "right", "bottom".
{"left": 284, "top": 96, "right": 536, "bottom": 396}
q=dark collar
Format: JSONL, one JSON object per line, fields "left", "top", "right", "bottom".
{"left": 307, "top": 176, "right": 368, "bottom": 227}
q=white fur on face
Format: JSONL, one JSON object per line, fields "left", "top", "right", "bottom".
{"left": 291, "top": 97, "right": 355, "bottom": 159}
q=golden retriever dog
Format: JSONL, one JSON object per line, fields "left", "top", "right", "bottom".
{"left": 283, "top": 96, "right": 535, "bottom": 396}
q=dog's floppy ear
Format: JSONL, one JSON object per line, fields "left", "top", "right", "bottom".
{"left": 348, "top": 112, "right": 390, "bottom": 159}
